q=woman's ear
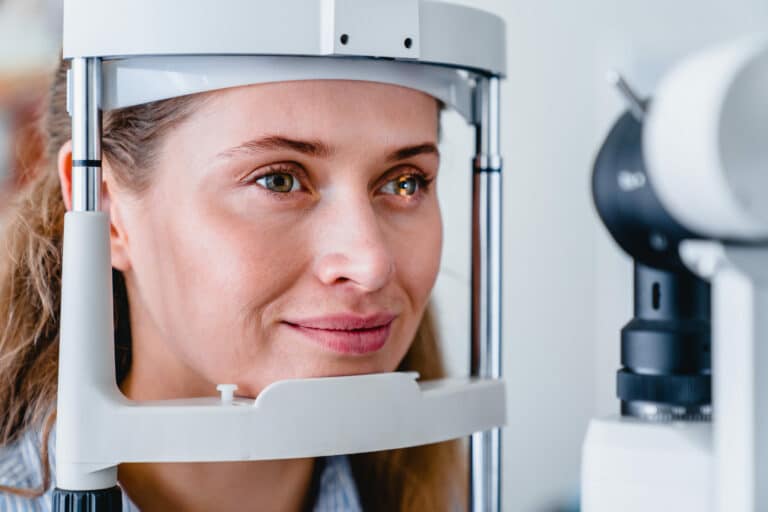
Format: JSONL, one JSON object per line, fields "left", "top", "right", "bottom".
{"left": 57, "top": 140, "right": 73, "bottom": 211}
{"left": 57, "top": 141, "right": 131, "bottom": 271}
{"left": 106, "top": 176, "right": 132, "bottom": 272}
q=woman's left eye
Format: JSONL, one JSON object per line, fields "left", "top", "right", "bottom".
{"left": 254, "top": 172, "right": 302, "bottom": 193}
{"left": 380, "top": 174, "right": 428, "bottom": 197}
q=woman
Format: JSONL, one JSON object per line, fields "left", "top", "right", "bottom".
{"left": 0, "top": 60, "right": 464, "bottom": 511}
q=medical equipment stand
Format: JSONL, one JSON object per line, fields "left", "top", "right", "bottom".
{"left": 582, "top": 35, "right": 768, "bottom": 512}
{"left": 54, "top": 2, "right": 508, "bottom": 511}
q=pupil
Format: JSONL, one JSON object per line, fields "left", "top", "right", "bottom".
{"left": 398, "top": 176, "right": 417, "bottom": 196}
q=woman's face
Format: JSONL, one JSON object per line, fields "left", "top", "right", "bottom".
{"left": 109, "top": 81, "right": 443, "bottom": 398}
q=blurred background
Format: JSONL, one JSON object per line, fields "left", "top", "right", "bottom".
{"left": 0, "top": 0, "right": 59, "bottom": 211}
{"left": 1, "top": 0, "right": 766, "bottom": 511}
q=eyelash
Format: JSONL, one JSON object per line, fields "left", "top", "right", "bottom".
{"left": 247, "top": 164, "right": 435, "bottom": 198}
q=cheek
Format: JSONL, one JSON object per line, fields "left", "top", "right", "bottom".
{"left": 389, "top": 201, "right": 443, "bottom": 307}
{"left": 380, "top": 202, "right": 442, "bottom": 370}
{"left": 140, "top": 197, "right": 309, "bottom": 374}
{"left": 170, "top": 203, "right": 307, "bottom": 325}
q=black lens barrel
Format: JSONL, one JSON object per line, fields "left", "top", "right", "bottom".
{"left": 592, "top": 110, "right": 712, "bottom": 421}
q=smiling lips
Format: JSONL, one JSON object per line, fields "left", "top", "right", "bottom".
{"left": 285, "top": 313, "right": 397, "bottom": 355}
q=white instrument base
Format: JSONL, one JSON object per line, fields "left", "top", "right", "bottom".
{"left": 581, "top": 416, "right": 713, "bottom": 512}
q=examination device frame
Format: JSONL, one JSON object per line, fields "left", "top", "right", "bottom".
{"left": 57, "top": 1, "right": 507, "bottom": 511}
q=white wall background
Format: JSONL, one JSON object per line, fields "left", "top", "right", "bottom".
{"left": 431, "top": 1, "right": 768, "bottom": 510}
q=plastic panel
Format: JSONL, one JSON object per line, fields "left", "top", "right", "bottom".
{"left": 62, "top": 0, "right": 506, "bottom": 76}
{"left": 581, "top": 416, "right": 712, "bottom": 512}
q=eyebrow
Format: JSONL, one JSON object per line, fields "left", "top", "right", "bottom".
{"left": 216, "top": 136, "right": 439, "bottom": 163}
{"left": 217, "top": 136, "right": 333, "bottom": 160}
{"left": 386, "top": 143, "right": 440, "bottom": 163}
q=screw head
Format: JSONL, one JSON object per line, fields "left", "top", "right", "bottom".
{"left": 216, "top": 384, "right": 238, "bottom": 402}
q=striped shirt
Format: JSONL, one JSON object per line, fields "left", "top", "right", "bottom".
{"left": 0, "top": 427, "right": 362, "bottom": 511}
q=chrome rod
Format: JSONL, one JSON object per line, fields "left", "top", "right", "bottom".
{"left": 470, "top": 76, "right": 503, "bottom": 512}
{"left": 606, "top": 70, "right": 647, "bottom": 121}
{"left": 70, "top": 57, "right": 102, "bottom": 212}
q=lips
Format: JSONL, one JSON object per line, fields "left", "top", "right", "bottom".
{"left": 284, "top": 313, "right": 396, "bottom": 355}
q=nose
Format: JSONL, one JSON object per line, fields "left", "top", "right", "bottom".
{"left": 312, "top": 197, "right": 394, "bottom": 292}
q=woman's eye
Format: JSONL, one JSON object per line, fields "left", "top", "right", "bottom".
{"left": 381, "top": 174, "right": 425, "bottom": 197}
{"left": 255, "top": 173, "right": 301, "bottom": 193}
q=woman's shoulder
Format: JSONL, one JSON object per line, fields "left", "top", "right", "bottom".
{"left": 314, "top": 455, "right": 362, "bottom": 512}
{"left": 0, "top": 428, "right": 360, "bottom": 512}
{"left": 0, "top": 429, "right": 52, "bottom": 511}
{"left": 0, "top": 428, "right": 48, "bottom": 487}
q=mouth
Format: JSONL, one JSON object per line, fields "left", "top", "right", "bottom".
{"left": 284, "top": 313, "right": 397, "bottom": 355}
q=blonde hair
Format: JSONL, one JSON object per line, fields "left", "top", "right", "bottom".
{"left": 0, "top": 59, "right": 465, "bottom": 511}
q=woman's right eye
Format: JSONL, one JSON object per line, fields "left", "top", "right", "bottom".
{"left": 254, "top": 172, "right": 302, "bottom": 193}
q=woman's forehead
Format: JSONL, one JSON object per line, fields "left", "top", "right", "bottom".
{"left": 200, "top": 80, "right": 439, "bottom": 134}
{"left": 168, "top": 80, "right": 440, "bottom": 162}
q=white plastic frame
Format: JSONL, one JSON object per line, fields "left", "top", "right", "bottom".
{"left": 63, "top": 0, "right": 507, "bottom": 77}
{"left": 97, "top": 56, "right": 476, "bottom": 120}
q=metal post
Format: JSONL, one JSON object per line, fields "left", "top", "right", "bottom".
{"left": 470, "top": 76, "right": 503, "bottom": 512}
{"left": 70, "top": 57, "right": 102, "bottom": 212}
